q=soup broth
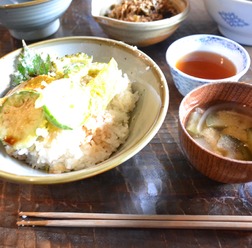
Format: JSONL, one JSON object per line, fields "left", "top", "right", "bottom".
{"left": 186, "top": 102, "right": 252, "bottom": 161}
{"left": 176, "top": 51, "right": 237, "bottom": 79}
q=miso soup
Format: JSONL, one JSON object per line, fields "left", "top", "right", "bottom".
{"left": 186, "top": 102, "right": 252, "bottom": 161}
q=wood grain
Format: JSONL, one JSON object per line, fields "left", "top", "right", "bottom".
{"left": 0, "top": 0, "right": 252, "bottom": 247}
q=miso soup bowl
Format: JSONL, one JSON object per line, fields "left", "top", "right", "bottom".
{"left": 166, "top": 34, "right": 250, "bottom": 96}
{"left": 178, "top": 81, "right": 252, "bottom": 184}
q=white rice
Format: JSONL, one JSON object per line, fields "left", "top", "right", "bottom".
{"left": 5, "top": 66, "right": 139, "bottom": 173}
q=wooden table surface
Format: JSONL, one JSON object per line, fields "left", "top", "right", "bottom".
{"left": 1, "top": 0, "right": 252, "bottom": 247}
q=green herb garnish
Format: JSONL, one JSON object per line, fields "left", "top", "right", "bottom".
{"left": 12, "top": 41, "right": 52, "bottom": 86}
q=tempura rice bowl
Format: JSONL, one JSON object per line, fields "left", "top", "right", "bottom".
{"left": 0, "top": 36, "right": 169, "bottom": 184}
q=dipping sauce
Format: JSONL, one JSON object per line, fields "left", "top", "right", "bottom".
{"left": 186, "top": 102, "right": 252, "bottom": 161}
{"left": 176, "top": 51, "right": 237, "bottom": 79}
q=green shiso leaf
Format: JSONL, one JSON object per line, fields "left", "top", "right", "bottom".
{"left": 11, "top": 41, "right": 53, "bottom": 86}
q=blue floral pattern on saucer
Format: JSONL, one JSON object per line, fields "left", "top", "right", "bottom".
{"left": 219, "top": 11, "right": 249, "bottom": 27}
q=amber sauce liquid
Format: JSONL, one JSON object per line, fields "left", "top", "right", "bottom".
{"left": 176, "top": 51, "right": 237, "bottom": 79}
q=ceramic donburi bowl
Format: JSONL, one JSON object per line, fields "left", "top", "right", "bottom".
{"left": 0, "top": 36, "right": 169, "bottom": 184}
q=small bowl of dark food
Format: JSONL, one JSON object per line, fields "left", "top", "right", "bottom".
{"left": 91, "top": 0, "right": 190, "bottom": 47}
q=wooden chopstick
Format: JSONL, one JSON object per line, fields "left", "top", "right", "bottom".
{"left": 18, "top": 211, "right": 252, "bottom": 222}
{"left": 17, "top": 212, "right": 252, "bottom": 230}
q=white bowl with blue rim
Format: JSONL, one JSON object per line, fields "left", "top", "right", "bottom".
{"left": 203, "top": 0, "right": 252, "bottom": 46}
{"left": 166, "top": 34, "right": 250, "bottom": 96}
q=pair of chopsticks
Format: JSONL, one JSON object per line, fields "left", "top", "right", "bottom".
{"left": 17, "top": 212, "right": 252, "bottom": 230}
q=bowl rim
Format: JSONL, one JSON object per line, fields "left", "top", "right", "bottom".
{"left": 179, "top": 81, "right": 252, "bottom": 164}
{"left": 166, "top": 34, "right": 251, "bottom": 82}
{"left": 0, "top": 36, "right": 169, "bottom": 184}
{"left": 91, "top": 0, "right": 190, "bottom": 28}
{"left": 0, "top": 0, "right": 51, "bottom": 9}
{"left": 203, "top": 0, "right": 252, "bottom": 5}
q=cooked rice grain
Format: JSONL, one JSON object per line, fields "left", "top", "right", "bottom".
{"left": 5, "top": 77, "right": 138, "bottom": 173}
